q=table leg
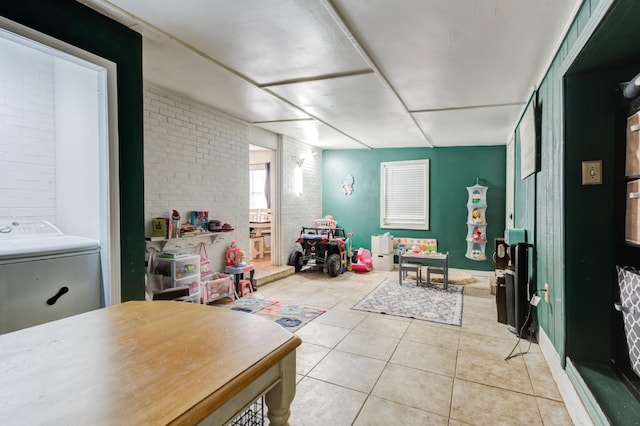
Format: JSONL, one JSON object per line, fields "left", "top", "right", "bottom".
{"left": 398, "top": 256, "right": 403, "bottom": 284}
{"left": 265, "top": 351, "right": 296, "bottom": 426}
{"left": 234, "top": 274, "right": 241, "bottom": 295}
{"left": 443, "top": 259, "right": 448, "bottom": 290}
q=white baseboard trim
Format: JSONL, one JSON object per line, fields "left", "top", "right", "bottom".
{"left": 538, "top": 327, "right": 595, "bottom": 426}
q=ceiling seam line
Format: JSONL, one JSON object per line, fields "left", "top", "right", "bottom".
{"left": 260, "top": 69, "right": 374, "bottom": 88}
{"left": 319, "top": 0, "right": 434, "bottom": 148}
{"left": 410, "top": 102, "right": 527, "bottom": 113}
{"left": 253, "top": 118, "right": 316, "bottom": 124}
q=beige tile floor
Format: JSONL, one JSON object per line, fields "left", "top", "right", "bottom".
{"left": 251, "top": 268, "right": 573, "bottom": 426}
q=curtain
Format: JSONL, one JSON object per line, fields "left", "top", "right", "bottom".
{"left": 264, "top": 162, "right": 271, "bottom": 208}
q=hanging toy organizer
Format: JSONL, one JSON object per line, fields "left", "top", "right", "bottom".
{"left": 465, "top": 181, "right": 488, "bottom": 261}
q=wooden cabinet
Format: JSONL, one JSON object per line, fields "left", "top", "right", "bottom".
{"left": 626, "top": 111, "right": 640, "bottom": 246}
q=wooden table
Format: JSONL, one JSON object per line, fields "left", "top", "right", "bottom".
{"left": 0, "top": 301, "right": 301, "bottom": 425}
{"left": 250, "top": 221, "right": 271, "bottom": 237}
{"left": 399, "top": 252, "right": 449, "bottom": 289}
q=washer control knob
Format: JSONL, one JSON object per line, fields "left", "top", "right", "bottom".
{"left": 0, "top": 225, "right": 11, "bottom": 233}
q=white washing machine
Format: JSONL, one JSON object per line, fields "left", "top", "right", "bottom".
{"left": 0, "top": 220, "right": 102, "bottom": 334}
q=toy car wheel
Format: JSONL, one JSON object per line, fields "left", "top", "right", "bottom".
{"left": 327, "top": 253, "right": 342, "bottom": 277}
{"left": 292, "top": 251, "right": 305, "bottom": 272}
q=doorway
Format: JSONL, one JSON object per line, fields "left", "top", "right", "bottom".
{"left": 0, "top": 21, "right": 120, "bottom": 305}
{"left": 249, "top": 144, "right": 274, "bottom": 268}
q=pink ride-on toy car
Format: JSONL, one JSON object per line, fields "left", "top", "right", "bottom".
{"left": 350, "top": 247, "right": 373, "bottom": 272}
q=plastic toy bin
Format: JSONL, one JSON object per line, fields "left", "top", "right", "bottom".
{"left": 371, "top": 235, "right": 394, "bottom": 254}
{"left": 372, "top": 253, "right": 394, "bottom": 271}
{"left": 202, "top": 274, "right": 235, "bottom": 304}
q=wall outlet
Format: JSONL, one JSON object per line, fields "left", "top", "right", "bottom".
{"left": 544, "top": 283, "right": 550, "bottom": 303}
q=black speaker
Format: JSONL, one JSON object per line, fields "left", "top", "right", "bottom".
{"left": 505, "top": 243, "right": 533, "bottom": 336}
{"left": 494, "top": 238, "right": 510, "bottom": 324}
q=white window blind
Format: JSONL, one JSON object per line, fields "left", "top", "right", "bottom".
{"left": 380, "top": 159, "right": 429, "bottom": 230}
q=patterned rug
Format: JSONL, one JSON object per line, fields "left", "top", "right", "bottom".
{"left": 352, "top": 278, "right": 464, "bottom": 326}
{"left": 213, "top": 297, "right": 325, "bottom": 332}
{"left": 254, "top": 302, "right": 327, "bottom": 332}
{"left": 213, "top": 297, "right": 275, "bottom": 313}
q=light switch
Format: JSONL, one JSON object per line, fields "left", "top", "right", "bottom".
{"left": 582, "top": 160, "right": 602, "bottom": 185}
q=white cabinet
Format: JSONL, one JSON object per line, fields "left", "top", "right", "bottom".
{"left": 0, "top": 252, "right": 102, "bottom": 334}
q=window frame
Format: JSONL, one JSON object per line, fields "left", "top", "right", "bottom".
{"left": 249, "top": 163, "right": 268, "bottom": 209}
{"left": 380, "top": 159, "right": 430, "bottom": 230}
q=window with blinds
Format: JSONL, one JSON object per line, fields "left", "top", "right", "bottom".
{"left": 380, "top": 159, "right": 429, "bottom": 230}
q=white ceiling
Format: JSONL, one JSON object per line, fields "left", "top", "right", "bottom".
{"left": 80, "top": 0, "right": 581, "bottom": 149}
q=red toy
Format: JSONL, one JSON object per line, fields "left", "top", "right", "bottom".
{"left": 226, "top": 241, "right": 242, "bottom": 266}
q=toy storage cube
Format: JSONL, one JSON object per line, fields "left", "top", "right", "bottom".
{"left": 202, "top": 274, "right": 235, "bottom": 304}
{"left": 371, "top": 235, "right": 394, "bottom": 254}
{"left": 372, "top": 253, "right": 394, "bottom": 271}
{"left": 155, "top": 255, "right": 201, "bottom": 299}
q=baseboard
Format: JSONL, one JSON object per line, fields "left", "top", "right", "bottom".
{"left": 456, "top": 268, "right": 493, "bottom": 277}
{"left": 538, "top": 327, "right": 596, "bottom": 426}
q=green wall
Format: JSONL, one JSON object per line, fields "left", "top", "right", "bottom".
{"left": 0, "top": 0, "right": 145, "bottom": 301}
{"left": 322, "top": 146, "right": 506, "bottom": 271}
{"left": 564, "top": 70, "right": 618, "bottom": 364}
{"left": 514, "top": 0, "right": 640, "bottom": 421}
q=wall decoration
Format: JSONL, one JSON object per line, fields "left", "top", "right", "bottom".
{"left": 465, "top": 182, "right": 488, "bottom": 261}
{"left": 342, "top": 174, "right": 354, "bottom": 195}
{"left": 520, "top": 95, "right": 539, "bottom": 179}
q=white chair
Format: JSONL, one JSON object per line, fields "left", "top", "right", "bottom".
{"left": 249, "top": 235, "right": 264, "bottom": 260}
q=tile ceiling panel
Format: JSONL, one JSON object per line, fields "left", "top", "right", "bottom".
{"left": 412, "top": 104, "right": 524, "bottom": 147}
{"left": 83, "top": 0, "right": 581, "bottom": 148}
{"left": 255, "top": 120, "right": 365, "bottom": 150}
{"left": 143, "top": 38, "right": 309, "bottom": 123}
{"left": 107, "top": 0, "right": 370, "bottom": 84}
{"left": 334, "top": 0, "right": 580, "bottom": 111}
{"left": 268, "top": 73, "right": 428, "bottom": 148}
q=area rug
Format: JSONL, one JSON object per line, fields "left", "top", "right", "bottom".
{"left": 254, "top": 301, "right": 327, "bottom": 332}
{"left": 351, "top": 278, "right": 464, "bottom": 326}
{"left": 404, "top": 268, "right": 476, "bottom": 284}
{"left": 213, "top": 297, "right": 325, "bottom": 332}
{"left": 212, "top": 297, "right": 275, "bottom": 313}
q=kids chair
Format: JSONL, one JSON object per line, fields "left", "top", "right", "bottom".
{"left": 238, "top": 279, "right": 254, "bottom": 297}
{"left": 400, "top": 262, "right": 422, "bottom": 284}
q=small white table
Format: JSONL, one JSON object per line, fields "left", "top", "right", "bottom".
{"left": 250, "top": 221, "right": 271, "bottom": 237}
{"left": 399, "top": 252, "right": 449, "bottom": 289}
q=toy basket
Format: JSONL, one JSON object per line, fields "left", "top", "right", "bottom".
{"left": 230, "top": 396, "right": 264, "bottom": 426}
{"left": 314, "top": 218, "right": 337, "bottom": 228}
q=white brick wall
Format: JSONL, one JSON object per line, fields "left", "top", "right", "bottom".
{"left": 144, "top": 84, "right": 250, "bottom": 270}
{"left": 0, "top": 37, "right": 56, "bottom": 221}
{"left": 143, "top": 84, "right": 323, "bottom": 270}
{"left": 280, "top": 136, "right": 323, "bottom": 259}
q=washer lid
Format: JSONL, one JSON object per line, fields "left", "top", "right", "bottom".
{"left": 0, "top": 220, "right": 100, "bottom": 260}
